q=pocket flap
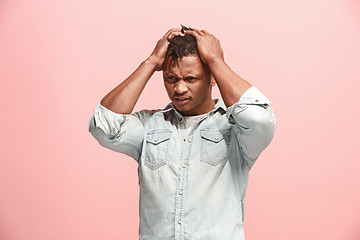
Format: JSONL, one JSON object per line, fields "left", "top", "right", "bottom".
{"left": 146, "top": 130, "right": 172, "bottom": 145}
{"left": 200, "top": 129, "right": 224, "bottom": 143}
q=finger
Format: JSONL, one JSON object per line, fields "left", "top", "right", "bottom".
{"left": 201, "top": 29, "right": 211, "bottom": 35}
{"left": 168, "top": 32, "right": 185, "bottom": 39}
{"left": 164, "top": 28, "right": 182, "bottom": 38}
{"left": 169, "top": 32, "right": 185, "bottom": 37}
{"left": 183, "top": 29, "right": 202, "bottom": 40}
{"left": 163, "top": 28, "right": 173, "bottom": 37}
{"left": 170, "top": 28, "right": 182, "bottom": 33}
{"left": 190, "top": 28, "right": 206, "bottom": 36}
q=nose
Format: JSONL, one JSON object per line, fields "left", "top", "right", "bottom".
{"left": 174, "top": 80, "right": 188, "bottom": 94}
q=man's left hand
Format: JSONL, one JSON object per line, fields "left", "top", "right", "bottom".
{"left": 184, "top": 28, "right": 224, "bottom": 65}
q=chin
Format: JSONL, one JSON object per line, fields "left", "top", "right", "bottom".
{"left": 174, "top": 105, "right": 192, "bottom": 114}
{"left": 175, "top": 106, "right": 189, "bottom": 112}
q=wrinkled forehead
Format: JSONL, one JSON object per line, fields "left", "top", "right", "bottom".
{"left": 163, "top": 55, "right": 210, "bottom": 76}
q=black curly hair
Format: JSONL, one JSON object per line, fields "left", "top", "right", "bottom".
{"left": 163, "top": 25, "right": 201, "bottom": 70}
{"left": 165, "top": 34, "right": 198, "bottom": 58}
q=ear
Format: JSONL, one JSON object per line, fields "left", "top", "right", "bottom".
{"left": 210, "top": 75, "right": 216, "bottom": 86}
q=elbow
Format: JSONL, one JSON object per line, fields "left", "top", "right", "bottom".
{"left": 88, "top": 115, "right": 98, "bottom": 138}
{"left": 233, "top": 105, "right": 276, "bottom": 163}
{"left": 88, "top": 115, "right": 119, "bottom": 145}
{"left": 255, "top": 106, "right": 276, "bottom": 148}
{"left": 232, "top": 104, "right": 276, "bottom": 131}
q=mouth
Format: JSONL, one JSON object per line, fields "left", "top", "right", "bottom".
{"left": 173, "top": 97, "right": 191, "bottom": 105}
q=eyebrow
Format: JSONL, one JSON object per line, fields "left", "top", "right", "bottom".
{"left": 165, "top": 74, "right": 199, "bottom": 78}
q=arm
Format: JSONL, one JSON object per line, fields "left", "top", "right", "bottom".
{"left": 227, "top": 88, "right": 276, "bottom": 169}
{"left": 183, "top": 28, "right": 251, "bottom": 107}
{"left": 88, "top": 104, "right": 145, "bottom": 161}
{"left": 89, "top": 28, "right": 185, "bottom": 160}
{"left": 185, "top": 29, "right": 276, "bottom": 169}
{"left": 100, "top": 28, "right": 185, "bottom": 114}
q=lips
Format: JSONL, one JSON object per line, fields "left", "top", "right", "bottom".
{"left": 173, "top": 96, "right": 191, "bottom": 104}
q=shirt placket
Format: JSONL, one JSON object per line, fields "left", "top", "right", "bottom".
{"left": 174, "top": 115, "right": 188, "bottom": 240}
{"left": 173, "top": 111, "right": 212, "bottom": 240}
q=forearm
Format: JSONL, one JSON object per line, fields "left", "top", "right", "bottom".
{"left": 100, "top": 57, "right": 157, "bottom": 114}
{"left": 208, "top": 58, "right": 252, "bottom": 107}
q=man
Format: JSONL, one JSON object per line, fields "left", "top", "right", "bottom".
{"left": 88, "top": 26, "right": 276, "bottom": 240}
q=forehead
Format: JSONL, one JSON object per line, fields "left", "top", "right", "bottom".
{"left": 164, "top": 55, "right": 206, "bottom": 76}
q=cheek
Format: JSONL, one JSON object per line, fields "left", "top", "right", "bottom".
{"left": 192, "top": 82, "right": 208, "bottom": 96}
{"left": 164, "top": 83, "right": 173, "bottom": 97}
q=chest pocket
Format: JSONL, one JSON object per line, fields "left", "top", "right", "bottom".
{"left": 144, "top": 129, "right": 172, "bottom": 170}
{"left": 200, "top": 129, "right": 230, "bottom": 166}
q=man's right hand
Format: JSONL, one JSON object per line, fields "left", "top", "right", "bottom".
{"left": 100, "top": 28, "right": 184, "bottom": 114}
{"left": 148, "top": 28, "right": 184, "bottom": 71}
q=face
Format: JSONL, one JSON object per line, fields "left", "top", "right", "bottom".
{"left": 163, "top": 55, "right": 216, "bottom": 116}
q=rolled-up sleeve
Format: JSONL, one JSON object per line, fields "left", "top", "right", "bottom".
{"left": 88, "top": 103, "right": 145, "bottom": 162}
{"left": 227, "top": 86, "right": 276, "bottom": 169}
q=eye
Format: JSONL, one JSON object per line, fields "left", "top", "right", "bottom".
{"left": 185, "top": 76, "right": 197, "bottom": 82}
{"left": 165, "top": 76, "right": 177, "bottom": 83}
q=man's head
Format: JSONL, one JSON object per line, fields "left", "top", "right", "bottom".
{"left": 163, "top": 34, "right": 216, "bottom": 116}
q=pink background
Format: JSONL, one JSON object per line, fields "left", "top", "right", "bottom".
{"left": 1, "top": 0, "right": 360, "bottom": 239}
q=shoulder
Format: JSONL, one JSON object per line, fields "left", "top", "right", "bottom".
{"left": 132, "top": 103, "right": 173, "bottom": 122}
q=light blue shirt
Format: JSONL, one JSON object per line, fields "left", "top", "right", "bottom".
{"left": 88, "top": 86, "right": 276, "bottom": 240}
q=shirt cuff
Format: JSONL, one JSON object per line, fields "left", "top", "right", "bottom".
{"left": 237, "top": 86, "right": 271, "bottom": 105}
{"left": 88, "top": 102, "right": 127, "bottom": 136}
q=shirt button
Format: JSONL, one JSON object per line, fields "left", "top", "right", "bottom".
{"left": 178, "top": 220, "right": 182, "bottom": 224}
{"left": 182, "top": 164, "right": 186, "bottom": 168}
{"left": 179, "top": 191, "right": 183, "bottom": 195}
{"left": 183, "top": 138, "right": 186, "bottom": 142}
{"left": 188, "top": 138, "right": 191, "bottom": 142}
{"left": 154, "top": 138, "right": 158, "bottom": 142}
{"left": 214, "top": 137, "right": 219, "bottom": 140}
{"left": 255, "top": 99, "right": 259, "bottom": 102}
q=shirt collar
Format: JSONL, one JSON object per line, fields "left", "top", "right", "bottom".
{"left": 163, "top": 99, "right": 226, "bottom": 118}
